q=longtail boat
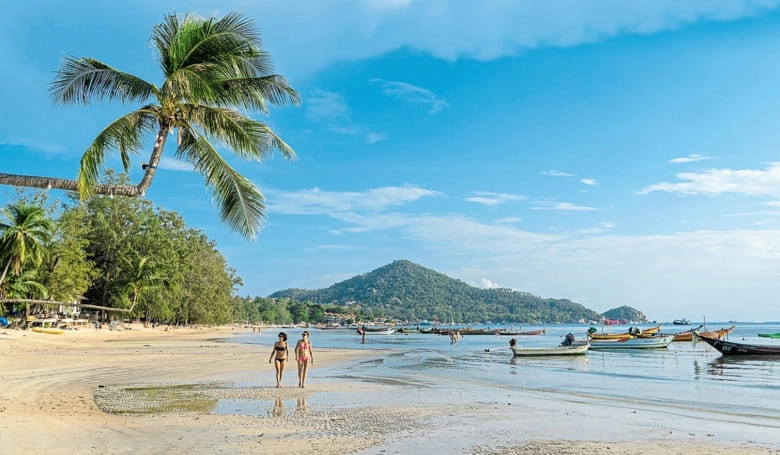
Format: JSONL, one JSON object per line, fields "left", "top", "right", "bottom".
{"left": 693, "top": 331, "right": 780, "bottom": 356}
{"left": 511, "top": 341, "right": 589, "bottom": 357}
{"left": 757, "top": 333, "right": 780, "bottom": 339}
{"left": 588, "top": 334, "right": 674, "bottom": 350}
{"left": 587, "top": 324, "right": 663, "bottom": 340}
{"left": 672, "top": 325, "right": 734, "bottom": 342}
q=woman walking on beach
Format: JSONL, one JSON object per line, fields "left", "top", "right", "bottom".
{"left": 295, "top": 331, "right": 314, "bottom": 388}
{"left": 269, "top": 332, "right": 289, "bottom": 387}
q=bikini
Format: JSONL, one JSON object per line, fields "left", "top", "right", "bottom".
{"left": 297, "top": 342, "right": 309, "bottom": 361}
{"left": 275, "top": 344, "right": 287, "bottom": 362}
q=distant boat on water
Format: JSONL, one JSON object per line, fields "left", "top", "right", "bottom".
{"left": 673, "top": 318, "right": 690, "bottom": 325}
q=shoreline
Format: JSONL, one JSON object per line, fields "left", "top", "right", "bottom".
{"left": 0, "top": 325, "right": 777, "bottom": 454}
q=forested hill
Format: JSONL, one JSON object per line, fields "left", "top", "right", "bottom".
{"left": 270, "top": 260, "right": 603, "bottom": 323}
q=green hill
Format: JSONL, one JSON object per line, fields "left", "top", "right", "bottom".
{"left": 601, "top": 305, "right": 648, "bottom": 323}
{"left": 270, "top": 259, "right": 603, "bottom": 323}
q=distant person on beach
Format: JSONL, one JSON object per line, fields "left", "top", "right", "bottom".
{"left": 295, "top": 331, "right": 314, "bottom": 388}
{"left": 269, "top": 332, "right": 289, "bottom": 387}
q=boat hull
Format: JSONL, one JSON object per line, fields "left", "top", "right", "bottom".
{"left": 588, "top": 324, "right": 663, "bottom": 340}
{"left": 588, "top": 335, "right": 674, "bottom": 350}
{"left": 511, "top": 341, "right": 589, "bottom": 356}
{"left": 672, "top": 325, "right": 734, "bottom": 342}
{"left": 356, "top": 327, "right": 396, "bottom": 335}
{"left": 757, "top": 333, "right": 780, "bottom": 339}
{"left": 694, "top": 332, "right": 780, "bottom": 356}
{"left": 32, "top": 327, "right": 64, "bottom": 335}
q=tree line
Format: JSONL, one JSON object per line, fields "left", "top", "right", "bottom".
{"left": 0, "top": 182, "right": 364, "bottom": 328}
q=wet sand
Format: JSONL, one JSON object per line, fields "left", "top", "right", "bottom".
{"left": 0, "top": 325, "right": 776, "bottom": 454}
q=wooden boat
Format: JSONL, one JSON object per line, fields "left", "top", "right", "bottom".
{"left": 588, "top": 324, "right": 663, "bottom": 340}
{"left": 588, "top": 334, "right": 674, "bottom": 350}
{"left": 496, "top": 328, "right": 545, "bottom": 336}
{"left": 511, "top": 341, "right": 589, "bottom": 357}
{"left": 435, "top": 327, "right": 490, "bottom": 335}
{"left": 672, "top": 325, "right": 734, "bottom": 342}
{"left": 694, "top": 331, "right": 780, "bottom": 356}
{"left": 757, "top": 333, "right": 780, "bottom": 339}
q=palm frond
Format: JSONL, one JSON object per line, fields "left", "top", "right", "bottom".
{"left": 176, "top": 131, "right": 265, "bottom": 239}
{"left": 78, "top": 110, "right": 159, "bottom": 196}
{"left": 184, "top": 105, "right": 296, "bottom": 161}
{"left": 216, "top": 75, "right": 300, "bottom": 113}
{"left": 50, "top": 57, "right": 154, "bottom": 105}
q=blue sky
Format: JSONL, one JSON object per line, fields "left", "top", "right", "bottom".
{"left": 3, "top": 0, "right": 780, "bottom": 322}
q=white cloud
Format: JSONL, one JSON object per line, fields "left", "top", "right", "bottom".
{"left": 305, "top": 90, "right": 348, "bottom": 120}
{"left": 371, "top": 79, "right": 448, "bottom": 114}
{"left": 365, "top": 132, "right": 388, "bottom": 144}
{"left": 669, "top": 154, "right": 713, "bottom": 164}
{"left": 478, "top": 278, "right": 501, "bottom": 289}
{"left": 248, "top": 0, "right": 780, "bottom": 78}
{"left": 158, "top": 157, "right": 194, "bottom": 172}
{"left": 541, "top": 170, "right": 574, "bottom": 177}
{"left": 531, "top": 201, "right": 598, "bottom": 211}
{"left": 638, "top": 162, "right": 780, "bottom": 196}
{"left": 267, "top": 185, "right": 441, "bottom": 216}
{"left": 581, "top": 178, "right": 598, "bottom": 186}
{"left": 465, "top": 191, "right": 525, "bottom": 206}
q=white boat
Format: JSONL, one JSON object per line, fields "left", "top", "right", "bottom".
{"left": 356, "top": 326, "right": 397, "bottom": 335}
{"left": 588, "top": 334, "right": 674, "bottom": 350}
{"left": 511, "top": 341, "right": 590, "bottom": 356}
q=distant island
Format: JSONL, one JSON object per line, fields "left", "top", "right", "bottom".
{"left": 270, "top": 259, "right": 649, "bottom": 324}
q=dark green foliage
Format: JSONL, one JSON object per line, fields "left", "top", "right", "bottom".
{"left": 270, "top": 260, "right": 603, "bottom": 323}
{"left": 601, "top": 305, "right": 648, "bottom": 322}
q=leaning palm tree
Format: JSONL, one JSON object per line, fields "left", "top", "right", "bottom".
{"left": 0, "top": 12, "right": 299, "bottom": 239}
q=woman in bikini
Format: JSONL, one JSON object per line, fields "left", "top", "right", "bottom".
{"left": 269, "top": 332, "right": 289, "bottom": 387}
{"left": 295, "top": 331, "right": 314, "bottom": 388}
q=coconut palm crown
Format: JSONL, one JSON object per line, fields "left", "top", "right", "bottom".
{"left": 43, "top": 11, "right": 300, "bottom": 239}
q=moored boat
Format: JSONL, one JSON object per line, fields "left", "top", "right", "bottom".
{"left": 587, "top": 324, "right": 663, "bottom": 340}
{"left": 516, "top": 329, "right": 547, "bottom": 336}
{"left": 757, "top": 333, "right": 780, "bottom": 339}
{"left": 511, "top": 340, "right": 589, "bottom": 357}
{"left": 693, "top": 331, "right": 780, "bottom": 356}
{"left": 673, "top": 318, "right": 690, "bottom": 325}
{"left": 672, "top": 325, "right": 734, "bottom": 342}
{"left": 588, "top": 334, "right": 674, "bottom": 350}
{"left": 356, "top": 326, "right": 397, "bottom": 335}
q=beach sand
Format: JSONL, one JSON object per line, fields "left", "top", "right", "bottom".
{"left": 0, "top": 325, "right": 776, "bottom": 455}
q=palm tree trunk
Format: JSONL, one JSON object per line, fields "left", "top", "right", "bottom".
{"left": 0, "top": 260, "right": 10, "bottom": 287}
{"left": 0, "top": 128, "right": 170, "bottom": 197}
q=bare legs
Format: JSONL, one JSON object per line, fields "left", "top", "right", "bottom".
{"left": 274, "top": 359, "right": 287, "bottom": 387}
{"left": 297, "top": 359, "right": 309, "bottom": 388}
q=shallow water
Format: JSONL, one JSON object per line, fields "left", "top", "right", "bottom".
{"left": 226, "top": 322, "right": 780, "bottom": 444}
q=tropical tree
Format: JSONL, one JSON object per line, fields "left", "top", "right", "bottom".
{"left": 0, "top": 11, "right": 300, "bottom": 239}
{"left": 0, "top": 203, "right": 52, "bottom": 288}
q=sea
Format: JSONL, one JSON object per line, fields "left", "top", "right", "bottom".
{"left": 225, "top": 322, "right": 780, "bottom": 448}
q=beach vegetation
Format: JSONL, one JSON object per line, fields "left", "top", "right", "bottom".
{"left": 0, "top": 11, "right": 300, "bottom": 240}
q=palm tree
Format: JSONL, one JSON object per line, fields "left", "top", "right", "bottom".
{"left": 0, "top": 203, "right": 52, "bottom": 288}
{"left": 0, "top": 12, "right": 300, "bottom": 239}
